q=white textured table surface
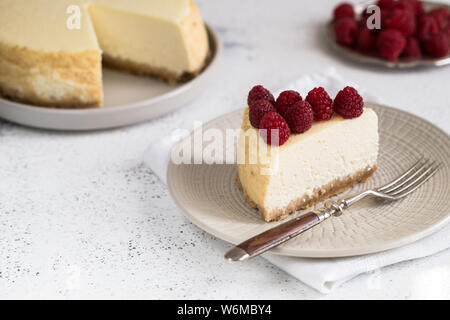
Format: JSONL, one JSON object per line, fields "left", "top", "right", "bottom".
{"left": 1, "top": 0, "right": 449, "bottom": 299}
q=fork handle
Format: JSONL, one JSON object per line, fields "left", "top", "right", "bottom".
{"left": 225, "top": 203, "right": 340, "bottom": 262}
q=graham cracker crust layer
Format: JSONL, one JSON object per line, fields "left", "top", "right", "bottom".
{"left": 237, "top": 164, "right": 378, "bottom": 222}
{"left": 102, "top": 52, "right": 210, "bottom": 85}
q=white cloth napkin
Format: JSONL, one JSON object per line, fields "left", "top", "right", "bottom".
{"left": 144, "top": 68, "right": 450, "bottom": 294}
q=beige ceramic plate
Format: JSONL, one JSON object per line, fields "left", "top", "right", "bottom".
{"left": 0, "top": 25, "right": 221, "bottom": 131}
{"left": 167, "top": 103, "right": 450, "bottom": 258}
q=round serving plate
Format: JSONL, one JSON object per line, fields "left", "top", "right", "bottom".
{"left": 167, "top": 103, "right": 450, "bottom": 258}
{"left": 0, "top": 25, "right": 221, "bottom": 131}
{"left": 327, "top": 1, "right": 450, "bottom": 69}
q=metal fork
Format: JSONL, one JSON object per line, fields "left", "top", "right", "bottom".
{"left": 225, "top": 158, "right": 440, "bottom": 262}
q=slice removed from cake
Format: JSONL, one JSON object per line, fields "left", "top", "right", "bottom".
{"left": 237, "top": 106, "right": 379, "bottom": 222}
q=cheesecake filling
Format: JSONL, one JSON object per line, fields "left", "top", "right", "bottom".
{"left": 89, "top": 0, "right": 209, "bottom": 79}
{"left": 238, "top": 164, "right": 377, "bottom": 222}
{"left": 88, "top": 0, "right": 209, "bottom": 81}
{"left": 237, "top": 108, "right": 379, "bottom": 222}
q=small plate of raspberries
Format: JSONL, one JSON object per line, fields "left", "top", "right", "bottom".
{"left": 328, "top": 0, "right": 450, "bottom": 68}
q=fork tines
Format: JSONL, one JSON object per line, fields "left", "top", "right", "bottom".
{"left": 377, "top": 158, "right": 440, "bottom": 200}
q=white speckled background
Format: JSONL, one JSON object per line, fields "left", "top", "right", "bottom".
{"left": 0, "top": 0, "right": 449, "bottom": 299}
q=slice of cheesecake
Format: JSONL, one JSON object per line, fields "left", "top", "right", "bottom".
{"left": 237, "top": 107, "right": 379, "bottom": 222}
{"left": 0, "top": 0, "right": 209, "bottom": 108}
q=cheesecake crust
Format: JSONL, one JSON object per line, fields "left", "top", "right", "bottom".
{"left": 102, "top": 52, "right": 210, "bottom": 85}
{"left": 237, "top": 164, "right": 378, "bottom": 222}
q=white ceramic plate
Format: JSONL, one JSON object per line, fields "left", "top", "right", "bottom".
{"left": 0, "top": 25, "right": 221, "bottom": 131}
{"left": 167, "top": 104, "right": 450, "bottom": 258}
{"left": 327, "top": 1, "right": 450, "bottom": 69}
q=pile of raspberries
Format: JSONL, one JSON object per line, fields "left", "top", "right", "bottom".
{"left": 333, "top": 0, "right": 450, "bottom": 61}
{"left": 247, "top": 85, "right": 364, "bottom": 146}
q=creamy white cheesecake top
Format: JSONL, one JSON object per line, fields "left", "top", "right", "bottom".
{"left": 0, "top": 0, "right": 99, "bottom": 51}
{"left": 0, "top": 0, "right": 200, "bottom": 52}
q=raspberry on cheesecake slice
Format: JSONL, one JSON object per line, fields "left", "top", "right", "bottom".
{"left": 237, "top": 85, "right": 379, "bottom": 222}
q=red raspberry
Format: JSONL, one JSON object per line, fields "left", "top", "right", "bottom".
{"left": 396, "top": 0, "right": 423, "bottom": 16}
{"left": 334, "top": 86, "right": 364, "bottom": 119}
{"left": 284, "top": 101, "right": 314, "bottom": 134}
{"left": 247, "top": 85, "right": 275, "bottom": 107}
{"left": 429, "top": 8, "right": 449, "bottom": 31}
{"left": 417, "top": 15, "right": 440, "bottom": 42}
{"left": 424, "top": 33, "right": 449, "bottom": 58}
{"left": 360, "top": 7, "right": 372, "bottom": 27}
{"left": 333, "top": 3, "right": 355, "bottom": 21}
{"left": 403, "top": 37, "right": 422, "bottom": 59}
{"left": 334, "top": 17, "right": 358, "bottom": 46}
{"left": 377, "top": 29, "right": 407, "bottom": 61}
{"left": 306, "top": 87, "right": 334, "bottom": 121}
{"left": 248, "top": 99, "right": 276, "bottom": 128}
{"left": 377, "top": 0, "right": 396, "bottom": 10}
{"left": 356, "top": 26, "right": 376, "bottom": 52}
{"left": 385, "top": 9, "right": 416, "bottom": 37}
{"left": 412, "top": 1, "right": 425, "bottom": 16}
{"left": 381, "top": 8, "right": 394, "bottom": 28}
{"left": 259, "top": 112, "right": 290, "bottom": 146}
{"left": 366, "top": 4, "right": 393, "bottom": 28}
{"left": 275, "top": 90, "right": 302, "bottom": 116}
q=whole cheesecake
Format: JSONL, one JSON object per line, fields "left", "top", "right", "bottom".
{"left": 0, "top": 0, "right": 209, "bottom": 108}
{"left": 237, "top": 105, "right": 379, "bottom": 222}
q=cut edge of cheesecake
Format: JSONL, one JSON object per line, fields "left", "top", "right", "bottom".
{"left": 91, "top": 0, "right": 210, "bottom": 84}
{"left": 236, "top": 164, "right": 377, "bottom": 222}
